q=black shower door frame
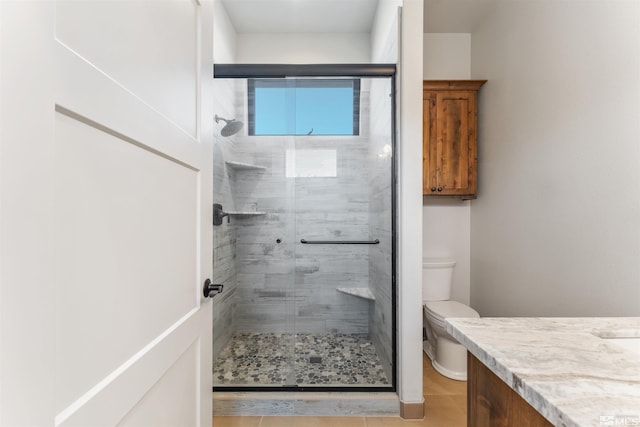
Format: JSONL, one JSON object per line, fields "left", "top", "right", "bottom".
{"left": 212, "top": 63, "right": 397, "bottom": 393}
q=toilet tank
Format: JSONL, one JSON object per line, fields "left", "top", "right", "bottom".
{"left": 422, "top": 258, "right": 456, "bottom": 302}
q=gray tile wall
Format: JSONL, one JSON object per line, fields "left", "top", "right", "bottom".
{"left": 231, "top": 131, "right": 373, "bottom": 334}
{"left": 367, "top": 78, "right": 394, "bottom": 382}
{"left": 212, "top": 79, "right": 240, "bottom": 362}
{"left": 230, "top": 135, "right": 296, "bottom": 333}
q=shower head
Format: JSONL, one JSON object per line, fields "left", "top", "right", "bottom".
{"left": 215, "top": 114, "right": 244, "bottom": 137}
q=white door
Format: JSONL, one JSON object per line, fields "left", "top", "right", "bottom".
{"left": 0, "top": 1, "right": 213, "bottom": 426}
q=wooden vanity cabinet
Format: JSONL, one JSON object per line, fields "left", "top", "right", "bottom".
{"left": 423, "top": 80, "right": 486, "bottom": 198}
{"left": 468, "top": 353, "right": 553, "bottom": 427}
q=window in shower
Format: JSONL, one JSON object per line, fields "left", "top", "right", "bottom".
{"left": 248, "top": 79, "right": 361, "bottom": 136}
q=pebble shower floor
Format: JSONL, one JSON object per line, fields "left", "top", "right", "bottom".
{"left": 213, "top": 332, "right": 390, "bottom": 386}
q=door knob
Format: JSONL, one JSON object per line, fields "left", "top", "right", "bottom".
{"left": 203, "top": 278, "right": 223, "bottom": 298}
{"left": 437, "top": 187, "right": 443, "bottom": 192}
{"left": 430, "top": 187, "right": 436, "bottom": 192}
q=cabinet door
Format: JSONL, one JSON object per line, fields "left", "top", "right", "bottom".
{"left": 435, "top": 90, "right": 477, "bottom": 195}
{"left": 468, "top": 354, "right": 554, "bottom": 427}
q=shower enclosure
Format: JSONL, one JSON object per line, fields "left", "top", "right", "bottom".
{"left": 211, "top": 64, "right": 396, "bottom": 391}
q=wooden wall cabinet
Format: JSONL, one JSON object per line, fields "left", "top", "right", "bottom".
{"left": 423, "top": 80, "right": 486, "bottom": 198}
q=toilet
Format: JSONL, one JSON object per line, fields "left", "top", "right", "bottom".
{"left": 422, "top": 258, "right": 479, "bottom": 381}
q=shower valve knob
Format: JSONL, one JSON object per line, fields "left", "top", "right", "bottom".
{"left": 203, "top": 279, "right": 223, "bottom": 298}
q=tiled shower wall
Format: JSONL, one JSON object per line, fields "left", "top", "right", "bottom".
{"left": 230, "top": 135, "right": 297, "bottom": 333}
{"left": 231, "top": 126, "right": 373, "bottom": 333}
{"left": 367, "top": 78, "right": 394, "bottom": 381}
{"left": 212, "top": 78, "right": 240, "bottom": 362}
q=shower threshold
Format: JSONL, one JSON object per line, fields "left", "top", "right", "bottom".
{"left": 212, "top": 390, "right": 400, "bottom": 417}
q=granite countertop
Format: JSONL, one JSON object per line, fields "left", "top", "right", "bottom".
{"left": 446, "top": 317, "right": 640, "bottom": 427}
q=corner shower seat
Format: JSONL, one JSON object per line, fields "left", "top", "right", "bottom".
{"left": 336, "top": 287, "right": 376, "bottom": 301}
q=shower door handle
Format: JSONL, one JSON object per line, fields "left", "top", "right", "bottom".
{"left": 203, "top": 278, "right": 223, "bottom": 298}
{"left": 300, "top": 239, "right": 380, "bottom": 244}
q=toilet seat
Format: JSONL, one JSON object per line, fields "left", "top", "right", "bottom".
{"left": 424, "top": 300, "right": 479, "bottom": 322}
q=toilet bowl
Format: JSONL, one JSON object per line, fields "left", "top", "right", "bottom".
{"left": 422, "top": 258, "right": 479, "bottom": 381}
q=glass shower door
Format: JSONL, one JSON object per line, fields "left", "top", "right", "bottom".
{"left": 212, "top": 71, "right": 395, "bottom": 390}
{"left": 212, "top": 78, "right": 297, "bottom": 388}
{"left": 292, "top": 76, "right": 394, "bottom": 388}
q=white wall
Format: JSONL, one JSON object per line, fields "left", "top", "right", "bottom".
{"left": 371, "top": 0, "right": 401, "bottom": 63}
{"left": 423, "top": 33, "right": 470, "bottom": 80}
{"left": 213, "top": 0, "right": 236, "bottom": 63}
{"left": 371, "top": 0, "right": 424, "bottom": 411}
{"left": 422, "top": 33, "right": 472, "bottom": 305}
{"left": 470, "top": 1, "right": 640, "bottom": 316}
{"left": 422, "top": 200, "right": 471, "bottom": 304}
{"left": 236, "top": 33, "right": 370, "bottom": 63}
{"left": 399, "top": 0, "right": 425, "bottom": 411}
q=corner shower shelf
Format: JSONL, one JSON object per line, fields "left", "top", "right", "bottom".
{"left": 225, "top": 161, "right": 267, "bottom": 171}
{"left": 336, "top": 287, "right": 376, "bottom": 301}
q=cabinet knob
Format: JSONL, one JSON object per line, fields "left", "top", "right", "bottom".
{"left": 431, "top": 187, "right": 436, "bottom": 192}
{"left": 437, "top": 187, "right": 443, "bottom": 192}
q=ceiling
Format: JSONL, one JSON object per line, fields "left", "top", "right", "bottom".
{"left": 221, "top": 0, "right": 380, "bottom": 34}
{"left": 220, "top": 0, "right": 495, "bottom": 34}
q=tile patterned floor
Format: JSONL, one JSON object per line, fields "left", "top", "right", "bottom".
{"left": 213, "top": 332, "right": 389, "bottom": 386}
{"left": 212, "top": 354, "right": 467, "bottom": 426}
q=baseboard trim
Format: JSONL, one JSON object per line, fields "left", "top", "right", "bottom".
{"left": 399, "top": 399, "right": 424, "bottom": 419}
